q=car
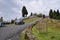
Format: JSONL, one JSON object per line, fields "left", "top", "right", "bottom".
{"left": 15, "top": 18, "right": 25, "bottom": 25}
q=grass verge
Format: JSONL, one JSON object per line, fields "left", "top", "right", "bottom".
{"left": 32, "top": 18, "right": 60, "bottom": 40}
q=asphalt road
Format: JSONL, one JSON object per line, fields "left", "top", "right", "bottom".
{"left": 0, "top": 20, "right": 37, "bottom": 40}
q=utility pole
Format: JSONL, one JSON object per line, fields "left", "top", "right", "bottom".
{"left": 1, "top": 17, "right": 3, "bottom": 27}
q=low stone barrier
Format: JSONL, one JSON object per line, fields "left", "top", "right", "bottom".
{"left": 24, "top": 23, "right": 38, "bottom": 40}
{"left": 25, "top": 31, "right": 38, "bottom": 40}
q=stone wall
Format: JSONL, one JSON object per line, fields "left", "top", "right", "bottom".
{"left": 24, "top": 23, "right": 38, "bottom": 40}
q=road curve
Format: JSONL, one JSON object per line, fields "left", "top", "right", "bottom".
{"left": 0, "top": 20, "right": 37, "bottom": 40}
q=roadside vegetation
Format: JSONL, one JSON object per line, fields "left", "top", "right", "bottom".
{"left": 21, "top": 17, "right": 60, "bottom": 40}
{"left": 32, "top": 18, "right": 60, "bottom": 40}
{"left": 20, "top": 16, "right": 40, "bottom": 40}
{"left": 20, "top": 7, "right": 60, "bottom": 40}
{"left": 23, "top": 16, "right": 40, "bottom": 23}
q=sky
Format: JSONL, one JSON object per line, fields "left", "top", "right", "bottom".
{"left": 0, "top": 0, "right": 60, "bottom": 21}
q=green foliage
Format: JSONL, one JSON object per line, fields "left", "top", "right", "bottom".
{"left": 33, "top": 13, "right": 46, "bottom": 19}
{"left": 22, "top": 6, "right": 28, "bottom": 17}
{"left": 32, "top": 19, "right": 60, "bottom": 40}
{"left": 11, "top": 20, "right": 15, "bottom": 24}
{"left": 37, "top": 13, "right": 43, "bottom": 17}
{"left": 49, "top": 9, "right": 60, "bottom": 19}
{"left": 34, "top": 13, "right": 37, "bottom": 16}
{"left": 53, "top": 10, "right": 56, "bottom": 19}
{"left": 49, "top": 9, "right": 53, "bottom": 18}
{"left": 30, "top": 12, "right": 33, "bottom": 16}
{"left": 42, "top": 15, "right": 45, "bottom": 19}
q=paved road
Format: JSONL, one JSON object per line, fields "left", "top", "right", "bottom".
{"left": 0, "top": 20, "right": 38, "bottom": 40}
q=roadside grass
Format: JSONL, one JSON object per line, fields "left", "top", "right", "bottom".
{"left": 20, "top": 16, "right": 40, "bottom": 40}
{"left": 23, "top": 16, "right": 39, "bottom": 23}
{"left": 20, "top": 17, "right": 60, "bottom": 40}
{"left": 32, "top": 18, "right": 60, "bottom": 40}
{"left": 20, "top": 32, "right": 25, "bottom": 40}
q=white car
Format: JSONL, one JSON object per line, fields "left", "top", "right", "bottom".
{"left": 15, "top": 18, "right": 24, "bottom": 25}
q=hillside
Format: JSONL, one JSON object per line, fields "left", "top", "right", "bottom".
{"left": 32, "top": 18, "right": 60, "bottom": 40}
{"left": 20, "top": 16, "right": 60, "bottom": 40}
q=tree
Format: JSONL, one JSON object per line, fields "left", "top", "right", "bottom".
{"left": 30, "top": 12, "right": 33, "bottom": 16}
{"left": 22, "top": 6, "right": 28, "bottom": 17}
{"left": 49, "top": 9, "right": 60, "bottom": 19}
{"left": 43, "top": 14, "right": 45, "bottom": 19}
{"left": 38, "top": 13, "right": 42, "bottom": 17}
{"left": 53, "top": 10, "right": 56, "bottom": 19}
{"left": 34, "top": 13, "right": 37, "bottom": 16}
{"left": 57, "top": 10, "right": 59, "bottom": 16}
{"left": 36, "top": 13, "right": 42, "bottom": 17}
{"left": 54, "top": 10, "right": 60, "bottom": 19}
{"left": 56, "top": 10, "right": 60, "bottom": 19}
{"left": 49, "top": 9, "right": 53, "bottom": 18}
{"left": 11, "top": 20, "right": 15, "bottom": 24}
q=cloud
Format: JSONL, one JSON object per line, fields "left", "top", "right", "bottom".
{"left": 0, "top": 0, "right": 21, "bottom": 21}
{"left": 14, "top": 0, "right": 60, "bottom": 15}
{"left": 25, "top": 0, "right": 44, "bottom": 13}
{"left": 0, "top": 0, "right": 60, "bottom": 21}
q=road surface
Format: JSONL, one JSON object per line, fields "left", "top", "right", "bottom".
{"left": 0, "top": 20, "right": 38, "bottom": 40}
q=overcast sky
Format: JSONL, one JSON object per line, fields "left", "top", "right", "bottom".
{"left": 0, "top": 0, "right": 60, "bottom": 21}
